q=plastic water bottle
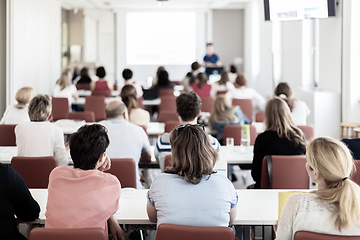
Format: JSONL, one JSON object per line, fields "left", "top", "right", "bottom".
{"left": 241, "top": 125, "right": 250, "bottom": 152}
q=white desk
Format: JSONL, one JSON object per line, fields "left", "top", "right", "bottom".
{"left": 77, "top": 90, "right": 119, "bottom": 98}
{"left": 0, "top": 147, "right": 17, "bottom": 164}
{"left": 219, "top": 146, "right": 253, "bottom": 165}
{"left": 142, "top": 98, "right": 161, "bottom": 106}
{"left": 53, "top": 120, "right": 86, "bottom": 135}
{"left": 73, "top": 97, "right": 121, "bottom": 105}
{"left": 147, "top": 122, "right": 165, "bottom": 136}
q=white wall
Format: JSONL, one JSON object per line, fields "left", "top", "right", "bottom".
{"left": 0, "top": 0, "right": 6, "bottom": 115}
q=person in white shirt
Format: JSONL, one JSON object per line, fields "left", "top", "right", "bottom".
{"left": 54, "top": 70, "right": 79, "bottom": 107}
{"left": 15, "top": 94, "right": 69, "bottom": 166}
{"left": 226, "top": 73, "right": 266, "bottom": 111}
{"left": 118, "top": 68, "right": 143, "bottom": 98}
{"left": 0, "top": 87, "right": 34, "bottom": 124}
{"left": 274, "top": 82, "right": 310, "bottom": 125}
{"left": 210, "top": 71, "right": 235, "bottom": 98}
{"left": 277, "top": 137, "right": 360, "bottom": 239}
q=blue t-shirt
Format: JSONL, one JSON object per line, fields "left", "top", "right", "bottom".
{"left": 147, "top": 173, "right": 238, "bottom": 227}
{"left": 204, "top": 53, "right": 220, "bottom": 64}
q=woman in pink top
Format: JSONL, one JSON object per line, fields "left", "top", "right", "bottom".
{"left": 92, "top": 66, "right": 112, "bottom": 91}
{"left": 191, "top": 72, "right": 212, "bottom": 98}
{"left": 45, "top": 124, "right": 124, "bottom": 240}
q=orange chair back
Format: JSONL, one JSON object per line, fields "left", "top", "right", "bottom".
{"left": 255, "top": 112, "right": 265, "bottom": 122}
{"left": 232, "top": 99, "right": 253, "bottom": 121}
{"left": 297, "top": 125, "right": 314, "bottom": 141}
{"left": 51, "top": 97, "right": 69, "bottom": 122}
{"left": 159, "top": 89, "right": 174, "bottom": 97}
{"left": 106, "top": 158, "right": 137, "bottom": 188}
{"left": 159, "top": 96, "right": 176, "bottom": 113}
{"left": 261, "top": 155, "right": 309, "bottom": 189}
{"left": 158, "top": 111, "right": 179, "bottom": 123}
{"left": 29, "top": 228, "right": 107, "bottom": 240}
{"left": 0, "top": 124, "right": 16, "bottom": 146}
{"left": 165, "top": 121, "right": 180, "bottom": 133}
{"left": 84, "top": 96, "right": 106, "bottom": 122}
{"left": 92, "top": 90, "right": 111, "bottom": 97}
{"left": 67, "top": 111, "right": 95, "bottom": 122}
{"left": 294, "top": 231, "right": 360, "bottom": 240}
{"left": 164, "top": 154, "right": 172, "bottom": 170}
{"left": 156, "top": 224, "right": 234, "bottom": 240}
{"left": 11, "top": 156, "right": 57, "bottom": 188}
{"left": 351, "top": 160, "right": 360, "bottom": 186}
{"left": 75, "top": 83, "right": 91, "bottom": 90}
{"left": 201, "top": 97, "right": 214, "bottom": 113}
{"left": 222, "top": 124, "right": 258, "bottom": 146}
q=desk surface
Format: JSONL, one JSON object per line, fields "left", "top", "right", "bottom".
{"left": 73, "top": 96, "right": 121, "bottom": 105}
{"left": 77, "top": 90, "right": 120, "bottom": 98}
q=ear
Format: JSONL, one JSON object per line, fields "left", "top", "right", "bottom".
{"left": 95, "top": 152, "right": 106, "bottom": 170}
{"left": 312, "top": 170, "right": 321, "bottom": 183}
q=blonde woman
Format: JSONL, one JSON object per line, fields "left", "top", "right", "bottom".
{"left": 251, "top": 97, "right": 306, "bottom": 189}
{"left": 210, "top": 71, "right": 235, "bottom": 98}
{"left": 54, "top": 70, "right": 79, "bottom": 107}
{"left": 277, "top": 137, "right": 360, "bottom": 239}
{"left": 0, "top": 87, "right": 34, "bottom": 124}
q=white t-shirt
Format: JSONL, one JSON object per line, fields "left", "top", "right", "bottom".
{"left": 227, "top": 87, "right": 266, "bottom": 110}
{"left": 0, "top": 105, "right": 30, "bottom": 124}
{"left": 53, "top": 85, "right": 77, "bottom": 106}
{"left": 291, "top": 100, "right": 310, "bottom": 126}
{"left": 210, "top": 82, "right": 235, "bottom": 98}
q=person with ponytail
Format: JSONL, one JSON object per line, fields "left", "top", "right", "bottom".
{"left": 277, "top": 137, "right": 360, "bottom": 239}
{"left": 191, "top": 72, "right": 212, "bottom": 98}
{"left": 120, "top": 85, "right": 150, "bottom": 126}
{"left": 274, "top": 82, "right": 310, "bottom": 125}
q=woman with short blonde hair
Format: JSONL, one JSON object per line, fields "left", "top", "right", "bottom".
{"left": 277, "top": 137, "right": 360, "bottom": 239}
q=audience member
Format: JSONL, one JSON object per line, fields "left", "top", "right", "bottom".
{"left": 147, "top": 124, "right": 237, "bottom": 227}
{"left": 156, "top": 70, "right": 174, "bottom": 89}
{"left": 45, "top": 124, "right": 124, "bottom": 240}
{"left": 120, "top": 85, "right": 150, "bottom": 126}
{"left": 0, "top": 87, "right": 34, "bottom": 124}
{"left": 274, "top": 82, "right": 310, "bottom": 125}
{"left": 0, "top": 163, "right": 40, "bottom": 240}
{"left": 119, "top": 68, "right": 143, "bottom": 98}
{"left": 76, "top": 67, "right": 92, "bottom": 84}
{"left": 53, "top": 71, "right": 79, "bottom": 107}
{"left": 155, "top": 92, "right": 220, "bottom": 171}
{"left": 151, "top": 66, "right": 166, "bottom": 88}
{"left": 15, "top": 95, "right": 69, "bottom": 166}
{"left": 100, "top": 100, "right": 151, "bottom": 189}
{"left": 210, "top": 71, "right": 235, "bottom": 98}
{"left": 92, "top": 66, "right": 112, "bottom": 91}
{"left": 277, "top": 137, "right": 360, "bottom": 239}
{"left": 203, "top": 43, "right": 222, "bottom": 67}
{"left": 251, "top": 97, "right": 306, "bottom": 189}
{"left": 191, "top": 72, "right": 212, "bottom": 98}
{"left": 182, "top": 61, "right": 201, "bottom": 93}
{"left": 229, "top": 64, "right": 238, "bottom": 82}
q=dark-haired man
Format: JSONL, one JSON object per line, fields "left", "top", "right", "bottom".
{"left": 120, "top": 68, "right": 143, "bottom": 98}
{"left": 203, "top": 43, "right": 221, "bottom": 67}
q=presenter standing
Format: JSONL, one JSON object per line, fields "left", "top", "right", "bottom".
{"left": 203, "top": 43, "right": 222, "bottom": 67}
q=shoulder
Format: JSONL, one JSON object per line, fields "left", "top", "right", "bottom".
{"left": 157, "top": 133, "right": 170, "bottom": 145}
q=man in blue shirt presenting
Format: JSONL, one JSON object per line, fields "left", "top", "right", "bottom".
{"left": 203, "top": 43, "right": 222, "bottom": 67}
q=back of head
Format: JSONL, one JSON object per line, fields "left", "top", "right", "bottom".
{"left": 122, "top": 68, "right": 133, "bottom": 80}
{"left": 235, "top": 73, "right": 247, "bottom": 87}
{"left": 307, "top": 137, "right": 360, "bottom": 231}
{"left": 80, "top": 67, "right": 89, "bottom": 78}
{"left": 209, "top": 95, "right": 237, "bottom": 125}
{"left": 28, "top": 94, "right": 52, "bottom": 121}
{"left": 196, "top": 72, "right": 208, "bottom": 88}
{"left": 167, "top": 124, "right": 218, "bottom": 184}
{"left": 158, "top": 70, "right": 170, "bottom": 87}
{"left": 230, "top": 65, "right": 237, "bottom": 74}
{"left": 96, "top": 66, "right": 106, "bottom": 78}
{"left": 105, "top": 100, "right": 127, "bottom": 119}
{"left": 274, "top": 82, "right": 295, "bottom": 111}
{"left": 120, "top": 84, "right": 138, "bottom": 114}
{"left": 69, "top": 124, "right": 110, "bottom": 170}
{"left": 15, "top": 87, "right": 34, "bottom": 109}
{"left": 191, "top": 61, "right": 201, "bottom": 71}
{"left": 218, "top": 71, "right": 230, "bottom": 85}
{"left": 156, "top": 66, "right": 166, "bottom": 77}
{"left": 176, "top": 92, "right": 202, "bottom": 122}
{"left": 265, "top": 97, "right": 306, "bottom": 147}
{"left": 58, "top": 71, "right": 71, "bottom": 90}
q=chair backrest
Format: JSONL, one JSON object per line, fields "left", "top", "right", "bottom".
{"left": 232, "top": 99, "right": 253, "bottom": 121}
{"left": 92, "top": 90, "right": 111, "bottom": 97}
{"left": 294, "top": 231, "right": 360, "bottom": 240}
{"left": 159, "top": 89, "right": 174, "bottom": 98}
{"left": 106, "top": 158, "right": 137, "bottom": 188}
{"left": 29, "top": 227, "right": 107, "bottom": 240}
{"left": 255, "top": 111, "right": 265, "bottom": 122}
{"left": 67, "top": 111, "right": 95, "bottom": 122}
{"left": 75, "top": 83, "right": 91, "bottom": 90}
{"left": 51, "top": 97, "right": 70, "bottom": 122}
{"left": 351, "top": 160, "right": 360, "bottom": 186}
{"left": 216, "top": 90, "right": 228, "bottom": 96}
{"left": 164, "top": 154, "right": 172, "bottom": 170}
{"left": 11, "top": 156, "right": 57, "bottom": 188}
{"left": 222, "top": 124, "right": 258, "bottom": 146}
{"left": 84, "top": 96, "right": 106, "bottom": 122}
{"left": 156, "top": 224, "right": 234, "bottom": 240}
{"left": 158, "top": 111, "right": 179, "bottom": 123}
{"left": 159, "top": 96, "right": 176, "bottom": 113}
{"left": 165, "top": 121, "right": 180, "bottom": 133}
{"left": 297, "top": 125, "right": 315, "bottom": 141}
{"left": 261, "top": 155, "right": 309, "bottom": 189}
{"left": 137, "top": 97, "right": 144, "bottom": 109}
{"left": 0, "top": 124, "right": 16, "bottom": 146}
{"left": 201, "top": 97, "right": 214, "bottom": 113}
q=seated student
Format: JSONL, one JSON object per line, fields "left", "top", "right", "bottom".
{"left": 151, "top": 66, "right": 166, "bottom": 88}
{"left": 251, "top": 97, "right": 306, "bottom": 189}
{"left": 274, "top": 82, "right": 310, "bottom": 125}
{"left": 342, "top": 138, "right": 360, "bottom": 160}
{"left": 91, "top": 66, "right": 113, "bottom": 91}
{"left": 0, "top": 87, "right": 34, "bottom": 124}
{"left": 182, "top": 61, "right": 201, "bottom": 93}
{"left": 53, "top": 70, "right": 79, "bottom": 107}
{"left": 154, "top": 70, "right": 174, "bottom": 90}
{"left": 191, "top": 72, "right": 212, "bottom": 98}
{"left": 228, "top": 65, "right": 238, "bottom": 83}
{"left": 0, "top": 163, "right": 40, "bottom": 240}
{"left": 76, "top": 67, "right": 92, "bottom": 84}
{"left": 15, "top": 95, "right": 69, "bottom": 166}
{"left": 119, "top": 68, "right": 143, "bottom": 98}
{"left": 209, "top": 95, "right": 251, "bottom": 144}
{"left": 120, "top": 85, "right": 150, "bottom": 126}
{"left": 100, "top": 100, "right": 151, "bottom": 189}
{"left": 45, "top": 124, "right": 123, "bottom": 240}
{"left": 147, "top": 124, "right": 237, "bottom": 227}
{"left": 155, "top": 92, "right": 220, "bottom": 171}
{"left": 277, "top": 137, "right": 360, "bottom": 239}
{"left": 210, "top": 71, "right": 235, "bottom": 98}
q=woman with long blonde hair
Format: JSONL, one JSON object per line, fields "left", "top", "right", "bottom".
{"left": 54, "top": 70, "right": 79, "bottom": 107}
{"left": 277, "top": 137, "right": 360, "bottom": 239}
{"left": 251, "top": 97, "right": 306, "bottom": 188}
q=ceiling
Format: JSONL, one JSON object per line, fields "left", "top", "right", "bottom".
{"left": 59, "top": 0, "right": 251, "bottom": 10}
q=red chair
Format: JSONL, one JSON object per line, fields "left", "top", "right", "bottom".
{"left": 351, "top": 160, "right": 360, "bottom": 186}
{"left": 255, "top": 111, "right": 265, "bottom": 122}
{"left": 52, "top": 97, "right": 69, "bottom": 122}
{"left": 158, "top": 111, "right": 179, "bottom": 123}
{"left": 84, "top": 96, "right": 106, "bottom": 122}
{"left": 232, "top": 99, "right": 253, "bottom": 121}
{"left": 67, "top": 111, "right": 95, "bottom": 122}
{"left": 75, "top": 83, "right": 91, "bottom": 90}
{"left": 164, "top": 154, "right": 172, "bottom": 170}
{"left": 92, "top": 90, "right": 111, "bottom": 97}
{"left": 156, "top": 224, "right": 234, "bottom": 240}
{"left": 261, "top": 155, "right": 309, "bottom": 189}
{"left": 297, "top": 125, "right": 314, "bottom": 141}
{"left": 138, "top": 97, "right": 144, "bottom": 109}
{"left": 0, "top": 124, "right": 16, "bottom": 146}
{"left": 11, "top": 156, "right": 57, "bottom": 188}
{"left": 159, "top": 89, "right": 174, "bottom": 98}
{"left": 29, "top": 228, "right": 107, "bottom": 240}
{"left": 159, "top": 96, "right": 176, "bottom": 113}
{"left": 201, "top": 97, "right": 214, "bottom": 113}
{"left": 222, "top": 124, "right": 258, "bottom": 146}
{"left": 165, "top": 121, "right": 180, "bottom": 133}
{"left": 294, "top": 231, "right": 360, "bottom": 240}
{"left": 216, "top": 90, "right": 228, "bottom": 96}
{"left": 106, "top": 158, "right": 137, "bottom": 188}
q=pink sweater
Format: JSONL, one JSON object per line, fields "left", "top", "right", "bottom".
{"left": 45, "top": 166, "right": 121, "bottom": 230}
{"left": 191, "top": 83, "right": 212, "bottom": 98}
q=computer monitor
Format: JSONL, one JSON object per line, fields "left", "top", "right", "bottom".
{"left": 205, "top": 67, "right": 224, "bottom": 78}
